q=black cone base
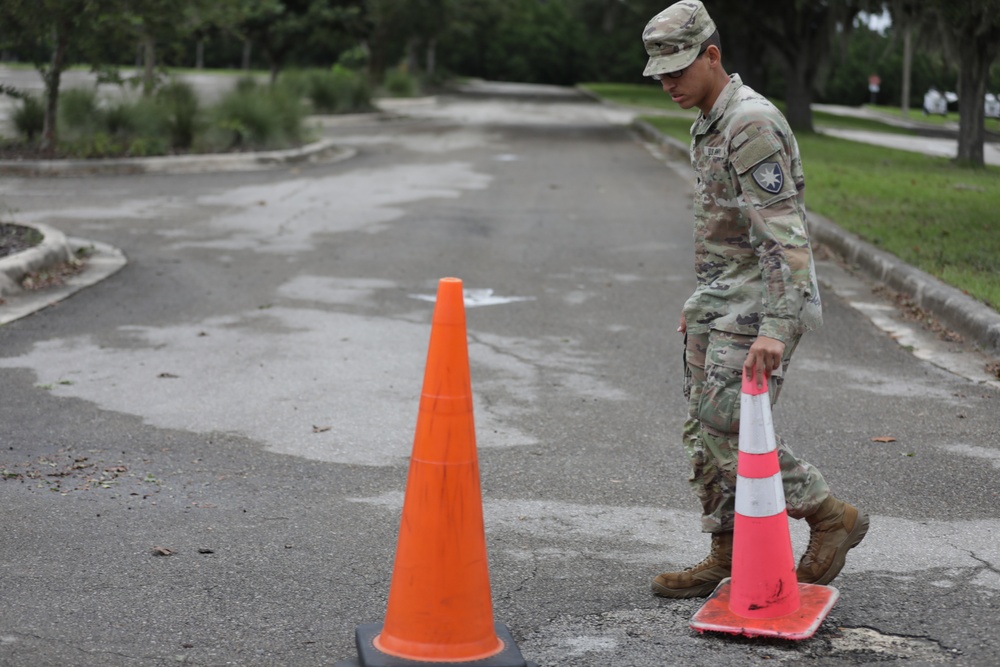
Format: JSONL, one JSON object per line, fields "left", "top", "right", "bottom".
{"left": 333, "top": 622, "right": 538, "bottom": 667}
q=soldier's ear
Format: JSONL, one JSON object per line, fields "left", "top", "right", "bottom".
{"left": 705, "top": 44, "right": 721, "bottom": 66}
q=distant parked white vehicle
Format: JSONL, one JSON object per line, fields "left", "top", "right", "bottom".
{"left": 923, "top": 88, "right": 948, "bottom": 115}
{"left": 985, "top": 93, "right": 1000, "bottom": 119}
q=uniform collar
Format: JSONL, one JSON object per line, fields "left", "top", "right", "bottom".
{"left": 692, "top": 73, "right": 743, "bottom": 136}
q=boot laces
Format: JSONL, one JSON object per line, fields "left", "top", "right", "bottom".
{"left": 687, "top": 541, "right": 728, "bottom": 572}
{"left": 802, "top": 528, "right": 824, "bottom": 566}
{"left": 686, "top": 554, "right": 715, "bottom": 573}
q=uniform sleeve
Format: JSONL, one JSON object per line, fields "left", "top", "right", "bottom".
{"left": 729, "top": 126, "right": 816, "bottom": 343}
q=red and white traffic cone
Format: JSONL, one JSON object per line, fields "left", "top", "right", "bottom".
{"left": 690, "top": 369, "right": 839, "bottom": 640}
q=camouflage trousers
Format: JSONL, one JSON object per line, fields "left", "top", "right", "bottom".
{"left": 683, "top": 330, "right": 830, "bottom": 533}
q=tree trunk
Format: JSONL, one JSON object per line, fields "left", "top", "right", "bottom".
{"left": 40, "top": 23, "right": 69, "bottom": 155}
{"left": 406, "top": 37, "right": 419, "bottom": 74}
{"left": 954, "top": 22, "right": 1000, "bottom": 167}
{"left": 242, "top": 39, "right": 252, "bottom": 71}
{"left": 783, "top": 58, "right": 814, "bottom": 133}
{"left": 426, "top": 38, "right": 436, "bottom": 78}
{"left": 901, "top": 26, "right": 912, "bottom": 115}
{"left": 368, "top": 33, "right": 386, "bottom": 83}
{"left": 142, "top": 34, "right": 156, "bottom": 96}
{"left": 196, "top": 39, "right": 205, "bottom": 70}
{"left": 955, "top": 50, "right": 988, "bottom": 166}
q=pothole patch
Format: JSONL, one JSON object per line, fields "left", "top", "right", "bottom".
{"left": 827, "top": 627, "right": 957, "bottom": 662}
{"left": 517, "top": 609, "right": 961, "bottom": 665}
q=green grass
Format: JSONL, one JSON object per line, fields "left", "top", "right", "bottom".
{"left": 598, "top": 84, "right": 1000, "bottom": 312}
{"left": 581, "top": 82, "right": 695, "bottom": 113}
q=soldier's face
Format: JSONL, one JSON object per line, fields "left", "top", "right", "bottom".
{"left": 659, "top": 49, "right": 711, "bottom": 111}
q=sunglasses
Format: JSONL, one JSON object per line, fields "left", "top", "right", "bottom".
{"left": 653, "top": 43, "right": 709, "bottom": 81}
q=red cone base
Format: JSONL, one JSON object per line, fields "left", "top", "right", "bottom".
{"left": 690, "top": 579, "right": 839, "bottom": 640}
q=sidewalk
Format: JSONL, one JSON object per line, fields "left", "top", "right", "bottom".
{"left": 818, "top": 128, "right": 1000, "bottom": 166}
{"left": 813, "top": 104, "right": 1000, "bottom": 166}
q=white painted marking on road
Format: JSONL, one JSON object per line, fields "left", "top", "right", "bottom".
{"left": 409, "top": 288, "right": 535, "bottom": 308}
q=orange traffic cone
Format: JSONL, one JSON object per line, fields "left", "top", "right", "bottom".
{"left": 690, "top": 369, "right": 839, "bottom": 640}
{"left": 335, "top": 278, "right": 537, "bottom": 667}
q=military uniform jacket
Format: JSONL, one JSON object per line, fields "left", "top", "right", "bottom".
{"left": 684, "top": 74, "right": 822, "bottom": 343}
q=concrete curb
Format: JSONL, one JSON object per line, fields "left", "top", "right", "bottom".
{"left": 630, "top": 118, "right": 1000, "bottom": 357}
{"left": 0, "top": 223, "right": 73, "bottom": 297}
{"left": 806, "top": 215, "right": 1000, "bottom": 356}
{"left": 0, "top": 138, "right": 356, "bottom": 177}
{"left": 0, "top": 236, "right": 127, "bottom": 326}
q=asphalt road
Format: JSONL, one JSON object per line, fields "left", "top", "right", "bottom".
{"left": 1, "top": 82, "right": 999, "bottom": 667}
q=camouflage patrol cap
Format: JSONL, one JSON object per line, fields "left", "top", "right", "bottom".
{"left": 642, "top": 1, "right": 717, "bottom": 78}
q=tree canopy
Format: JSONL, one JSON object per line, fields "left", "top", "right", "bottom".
{"left": 2, "top": 0, "right": 998, "bottom": 163}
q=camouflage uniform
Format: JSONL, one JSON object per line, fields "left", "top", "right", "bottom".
{"left": 683, "top": 75, "right": 829, "bottom": 532}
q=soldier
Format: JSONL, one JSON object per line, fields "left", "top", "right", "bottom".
{"left": 641, "top": 0, "right": 869, "bottom": 598}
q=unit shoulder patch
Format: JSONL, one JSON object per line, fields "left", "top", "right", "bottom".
{"left": 751, "top": 161, "right": 784, "bottom": 194}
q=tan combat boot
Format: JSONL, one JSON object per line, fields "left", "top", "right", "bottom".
{"left": 652, "top": 532, "right": 732, "bottom": 598}
{"left": 797, "top": 495, "right": 870, "bottom": 585}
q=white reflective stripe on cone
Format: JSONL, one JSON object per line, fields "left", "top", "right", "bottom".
{"left": 734, "top": 473, "right": 785, "bottom": 517}
{"left": 738, "top": 392, "right": 777, "bottom": 455}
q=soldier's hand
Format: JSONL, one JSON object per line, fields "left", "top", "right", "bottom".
{"left": 677, "top": 313, "right": 687, "bottom": 334}
{"left": 743, "top": 335, "right": 785, "bottom": 389}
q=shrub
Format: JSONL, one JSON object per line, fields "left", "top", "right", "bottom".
{"left": 156, "top": 79, "right": 201, "bottom": 149}
{"left": 61, "top": 132, "right": 125, "bottom": 159}
{"left": 270, "top": 88, "right": 306, "bottom": 144}
{"left": 337, "top": 45, "right": 369, "bottom": 71}
{"left": 125, "top": 97, "right": 170, "bottom": 142}
{"left": 235, "top": 76, "right": 260, "bottom": 93}
{"left": 104, "top": 100, "right": 137, "bottom": 137}
{"left": 12, "top": 94, "right": 44, "bottom": 142}
{"left": 208, "top": 85, "right": 305, "bottom": 150}
{"left": 6, "top": 74, "right": 308, "bottom": 157}
{"left": 277, "top": 67, "right": 372, "bottom": 115}
{"left": 126, "top": 136, "right": 168, "bottom": 157}
{"left": 383, "top": 66, "right": 418, "bottom": 98}
{"left": 276, "top": 69, "right": 310, "bottom": 99}
{"left": 311, "top": 66, "right": 373, "bottom": 113}
{"left": 59, "top": 87, "right": 102, "bottom": 136}
{"left": 305, "top": 69, "right": 341, "bottom": 113}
